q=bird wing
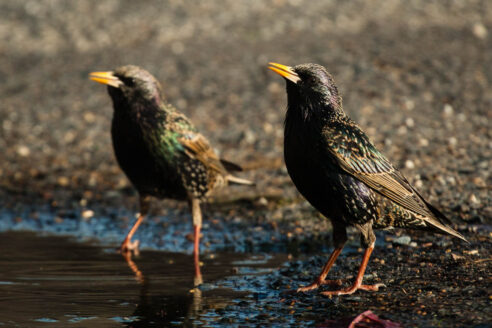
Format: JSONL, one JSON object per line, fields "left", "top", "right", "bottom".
{"left": 322, "top": 122, "right": 467, "bottom": 242}
{"left": 178, "top": 133, "right": 228, "bottom": 175}
{"left": 322, "top": 123, "right": 436, "bottom": 219}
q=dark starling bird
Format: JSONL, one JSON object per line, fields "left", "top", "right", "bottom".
{"left": 89, "top": 65, "right": 253, "bottom": 264}
{"left": 269, "top": 62, "right": 467, "bottom": 296}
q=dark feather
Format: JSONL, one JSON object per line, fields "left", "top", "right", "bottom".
{"left": 220, "top": 159, "right": 243, "bottom": 172}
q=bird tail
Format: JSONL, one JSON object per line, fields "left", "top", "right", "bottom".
{"left": 226, "top": 175, "right": 255, "bottom": 186}
{"left": 424, "top": 201, "right": 469, "bottom": 243}
{"left": 220, "top": 159, "right": 243, "bottom": 172}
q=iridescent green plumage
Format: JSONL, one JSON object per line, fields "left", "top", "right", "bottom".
{"left": 90, "top": 65, "right": 253, "bottom": 260}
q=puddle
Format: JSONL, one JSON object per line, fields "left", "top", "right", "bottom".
{"left": 0, "top": 210, "right": 489, "bottom": 327}
{"left": 0, "top": 231, "right": 287, "bottom": 327}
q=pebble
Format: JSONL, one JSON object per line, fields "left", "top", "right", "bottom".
{"left": 405, "top": 160, "right": 415, "bottom": 169}
{"left": 418, "top": 138, "right": 429, "bottom": 147}
{"left": 443, "top": 104, "right": 454, "bottom": 116}
{"left": 448, "top": 137, "right": 457, "bottom": 147}
{"left": 393, "top": 236, "right": 412, "bottom": 246}
{"left": 404, "top": 99, "right": 415, "bottom": 111}
{"left": 81, "top": 209, "right": 94, "bottom": 219}
{"left": 17, "top": 145, "right": 30, "bottom": 157}
{"left": 257, "top": 197, "right": 268, "bottom": 206}
{"left": 57, "top": 176, "right": 70, "bottom": 187}
{"left": 468, "top": 194, "right": 480, "bottom": 205}
{"left": 472, "top": 22, "right": 488, "bottom": 39}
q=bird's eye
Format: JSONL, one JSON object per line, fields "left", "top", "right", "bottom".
{"left": 121, "top": 77, "right": 136, "bottom": 87}
{"left": 305, "top": 76, "right": 316, "bottom": 84}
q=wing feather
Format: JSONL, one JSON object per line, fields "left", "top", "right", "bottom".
{"left": 323, "top": 123, "right": 435, "bottom": 219}
{"left": 178, "top": 133, "right": 227, "bottom": 175}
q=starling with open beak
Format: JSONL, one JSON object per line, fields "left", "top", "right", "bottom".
{"left": 89, "top": 66, "right": 253, "bottom": 273}
{"left": 269, "top": 62, "right": 467, "bottom": 296}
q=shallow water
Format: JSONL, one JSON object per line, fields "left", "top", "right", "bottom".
{"left": 0, "top": 231, "right": 287, "bottom": 327}
{"left": 0, "top": 209, "right": 489, "bottom": 327}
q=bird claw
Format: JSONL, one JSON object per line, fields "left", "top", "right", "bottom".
{"left": 119, "top": 239, "right": 140, "bottom": 256}
{"left": 320, "top": 283, "right": 385, "bottom": 297}
{"left": 297, "top": 279, "right": 343, "bottom": 293}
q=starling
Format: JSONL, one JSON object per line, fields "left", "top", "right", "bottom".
{"left": 269, "top": 62, "right": 467, "bottom": 296}
{"left": 89, "top": 65, "right": 253, "bottom": 265}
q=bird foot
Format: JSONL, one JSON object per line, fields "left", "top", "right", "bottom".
{"left": 297, "top": 279, "right": 343, "bottom": 293}
{"left": 119, "top": 239, "right": 140, "bottom": 256}
{"left": 320, "top": 283, "right": 385, "bottom": 297}
{"left": 194, "top": 274, "right": 203, "bottom": 287}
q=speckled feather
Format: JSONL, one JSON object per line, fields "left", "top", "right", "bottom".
{"left": 281, "top": 63, "right": 466, "bottom": 247}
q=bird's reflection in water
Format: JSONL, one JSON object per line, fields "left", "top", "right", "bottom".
{"left": 121, "top": 251, "right": 205, "bottom": 327}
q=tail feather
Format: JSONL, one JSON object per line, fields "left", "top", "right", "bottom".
{"left": 226, "top": 175, "right": 255, "bottom": 186}
{"left": 220, "top": 159, "right": 243, "bottom": 172}
{"left": 423, "top": 202, "right": 468, "bottom": 243}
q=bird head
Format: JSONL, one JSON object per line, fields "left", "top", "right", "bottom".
{"left": 268, "top": 62, "right": 343, "bottom": 119}
{"left": 90, "top": 65, "right": 164, "bottom": 108}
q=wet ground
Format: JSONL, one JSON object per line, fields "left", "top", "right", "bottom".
{"left": 0, "top": 231, "right": 283, "bottom": 327}
{"left": 1, "top": 1, "right": 491, "bottom": 327}
{"left": 0, "top": 210, "right": 490, "bottom": 327}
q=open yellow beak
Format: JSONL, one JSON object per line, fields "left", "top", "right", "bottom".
{"left": 268, "top": 62, "right": 300, "bottom": 84}
{"left": 89, "top": 71, "right": 123, "bottom": 88}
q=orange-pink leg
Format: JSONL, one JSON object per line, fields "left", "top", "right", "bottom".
{"left": 298, "top": 247, "right": 344, "bottom": 292}
{"left": 119, "top": 195, "right": 150, "bottom": 255}
{"left": 190, "top": 198, "right": 203, "bottom": 286}
{"left": 321, "top": 242, "right": 385, "bottom": 296}
{"left": 193, "top": 224, "right": 202, "bottom": 285}
{"left": 119, "top": 213, "right": 144, "bottom": 255}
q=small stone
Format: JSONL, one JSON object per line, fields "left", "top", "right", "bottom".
{"left": 443, "top": 104, "right": 454, "bottom": 116}
{"left": 469, "top": 194, "right": 480, "bottom": 204}
{"left": 472, "top": 22, "right": 488, "bottom": 39}
{"left": 243, "top": 129, "right": 256, "bottom": 144}
{"left": 17, "top": 145, "right": 30, "bottom": 157}
{"left": 83, "top": 112, "right": 96, "bottom": 123}
{"left": 451, "top": 253, "right": 465, "bottom": 261}
{"left": 472, "top": 177, "right": 486, "bottom": 188}
{"left": 448, "top": 137, "right": 457, "bottom": 147}
{"left": 405, "top": 160, "right": 415, "bottom": 169}
{"left": 393, "top": 235, "right": 411, "bottom": 246}
{"left": 81, "top": 209, "right": 94, "bottom": 219}
{"left": 404, "top": 99, "right": 415, "bottom": 110}
{"left": 257, "top": 197, "right": 268, "bottom": 206}
{"left": 418, "top": 138, "right": 429, "bottom": 147}
{"left": 57, "top": 176, "right": 70, "bottom": 186}
{"left": 405, "top": 118, "right": 415, "bottom": 128}
{"left": 446, "top": 176, "right": 456, "bottom": 186}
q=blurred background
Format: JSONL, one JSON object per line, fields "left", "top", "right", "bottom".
{"left": 0, "top": 1, "right": 490, "bottom": 327}
{"left": 1, "top": 0, "right": 489, "bottom": 219}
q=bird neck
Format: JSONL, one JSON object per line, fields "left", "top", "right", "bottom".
{"left": 112, "top": 91, "right": 171, "bottom": 128}
{"left": 285, "top": 99, "right": 345, "bottom": 128}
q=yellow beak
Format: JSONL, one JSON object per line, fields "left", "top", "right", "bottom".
{"left": 268, "top": 62, "right": 300, "bottom": 84}
{"left": 89, "top": 71, "right": 123, "bottom": 88}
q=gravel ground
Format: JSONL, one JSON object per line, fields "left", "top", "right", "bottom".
{"left": 0, "top": 1, "right": 491, "bottom": 327}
